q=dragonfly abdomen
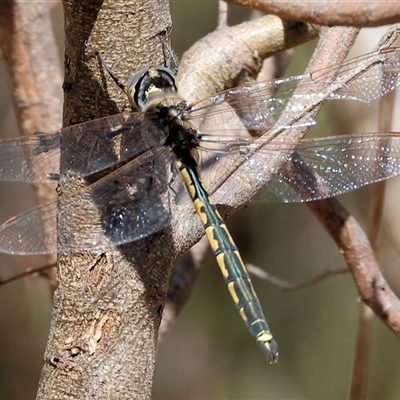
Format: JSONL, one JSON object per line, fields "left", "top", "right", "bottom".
{"left": 177, "top": 159, "right": 278, "bottom": 363}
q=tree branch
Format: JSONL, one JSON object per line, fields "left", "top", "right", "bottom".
{"left": 37, "top": 1, "right": 173, "bottom": 398}
{"left": 0, "top": 0, "right": 62, "bottom": 290}
{"left": 178, "top": 14, "right": 317, "bottom": 102}
{"left": 227, "top": 0, "right": 400, "bottom": 27}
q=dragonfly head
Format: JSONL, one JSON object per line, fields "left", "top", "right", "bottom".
{"left": 127, "top": 67, "right": 178, "bottom": 111}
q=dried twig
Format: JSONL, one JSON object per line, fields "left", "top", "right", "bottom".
{"left": 217, "top": 0, "right": 228, "bottom": 29}
{"left": 226, "top": 0, "right": 400, "bottom": 27}
{"left": 0, "top": 263, "right": 56, "bottom": 286}
{"left": 178, "top": 14, "right": 317, "bottom": 102}
{"left": 247, "top": 263, "right": 349, "bottom": 291}
{"left": 308, "top": 198, "right": 400, "bottom": 339}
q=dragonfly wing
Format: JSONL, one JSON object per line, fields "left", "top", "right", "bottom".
{"left": 0, "top": 201, "right": 57, "bottom": 255}
{"left": 0, "top": 112, "right": 166, "bottom": 184}
{"left": 250, "top": 133, "right": 400, "bottom": 203}
{"left": 307, "top": 47, "right": 400, "bottom": 103}
{"left": 0, "top": 148, "right": 186, "bottom": 255}
{"left": 186, "top": 76, "right": 316, "bottom": 133}
{"left": 61, "top": 112, "right": 166, "bottom": 179}
{"left": 59, "top": 147, "right": 179, "bottom": 252}
{"left": 4, "top": 49, "right": 400, "bottom": 184}
{"left": 0, "top": 133, "right": 60, "bottom": 183}
{"left": 186, "top": 48, "right": 400, "bottom": 133}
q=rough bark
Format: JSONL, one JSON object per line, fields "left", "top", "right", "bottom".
{"left": 37, "top": 2, "right": 173, "bottom": 399}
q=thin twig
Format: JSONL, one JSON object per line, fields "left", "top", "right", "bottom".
{"left": 349, "top": 304, "right": 374, "bottom": 400}
{"left": 308, "top": 198, "right": 400, "bottom": 339}
{"left": 0, "top": 264, "right": 56, "bottom": 287}
{"left": 247, "top": 263, "right": 349, "bottom": 291}
{"left": 217, "top": 0, "right": 228, "bottom": 29}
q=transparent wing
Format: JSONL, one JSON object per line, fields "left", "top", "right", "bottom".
{"left": 3, "top": 132, "right": 399, "bottom": 254}
{"left": 2, "top": 48, "right": 400, "bottom": 254}
{"left": 209, "top": 133, "right": 400, "bottom": 203}
{"left": 0, "top": 133, "right": 60, "bottom": 183}
{"left": 186, "top": 47, "right": 400, "bottom": 133}
{"left": 2, "top": 48, "right": 400, "bottom": 184}
{"left": 0, "top": 112, "right": 166, "bottom": 183}
{"left": 0, "top": 148, "right": 188, "bottom": 255}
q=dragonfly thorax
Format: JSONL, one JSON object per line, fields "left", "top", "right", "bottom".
{"left": 163, "top": 113, "right": 201, "bottom": 167}
{"left": 127, "top": 66, "right": 201, "bottom": 165}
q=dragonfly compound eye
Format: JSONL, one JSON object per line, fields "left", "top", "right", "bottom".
{"left": 127, "top": 66, "right": 178, "bottom": 111}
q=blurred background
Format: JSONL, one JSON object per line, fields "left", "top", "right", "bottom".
{"left": 0, "top": 2, "right": 400, "bottom": 399}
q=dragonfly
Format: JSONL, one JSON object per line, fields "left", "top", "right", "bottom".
{"left": 2, "top": 46, "right": 400, "bottom": 363}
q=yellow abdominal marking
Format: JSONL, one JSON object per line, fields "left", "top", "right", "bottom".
{"left": 257, "top": 331, "right": 274, "bottom": 342}
{"left": 227, "top": 281, "right": 240, "bottom": 305}
{"left": 205, "top": 226, "right": 220, "bottom": 252}
{"left": 238, "top": 307, "right": 248, "bottom": 322}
